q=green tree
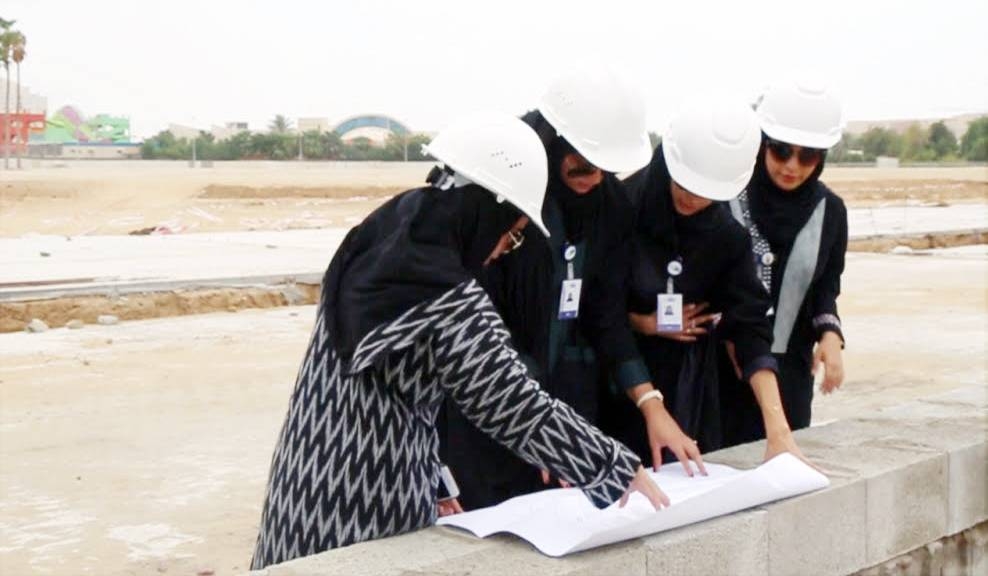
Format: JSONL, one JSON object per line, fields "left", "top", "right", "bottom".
{"left": 140, "top": 130, "right": 192, "bottom": 160}
{"left": 927, "top": 121, "right": 958, "bottom": 160}
{"left": 383, "top": 132, "right": 432, "bottom": 161}
{"left": 900, "top": 123, "right": 934, "bottom": 162}
{"left": 268, "top": 114, "right": 293, "bottom": 134}
{"left": 858, "top": 127, "right": 903, "bottom": 160}
{"left": 216, "top": 130, "right": 252, "bottom": 160}
{"left": 959, "top": 116, "right": 988, "bottom": 162}
{"left": 299, "top": 130, "right": 345, "bottom": 159}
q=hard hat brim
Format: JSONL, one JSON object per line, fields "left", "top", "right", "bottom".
{"left": 664, "top": 146, "right": 752, "bottom": 202}
{"left": 761, "top": 122, "right": 842, "bottom": 150}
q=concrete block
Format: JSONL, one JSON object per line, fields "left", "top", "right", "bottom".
{"left": 866, "top": 453, "right": 949, "bottom": 565}
{"left": 408, "top": 533, "right": 648, "bottom": 576}
{"left": 642, "top": 510, "right": 767, "bottom": 576}
{"left": 253, "top": 527, "right": 648, "bottom": 576}
{"left": 949, "top": 442, "right": 988, "bottom": 534}
{"left": 766, "top": 479, "right": 868, "bottom": 576}
{"left": 253, "top": 528, "right": 498, "bottom": 576}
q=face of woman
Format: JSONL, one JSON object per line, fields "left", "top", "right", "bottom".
{"left": 764, "top": 139, "right": 823, "bottom": 191}
{"left": 670, "top": 181, "right": 713, "bottom": 216}
{"left": 559, "top": 152, "right": 603, "bottom": 195}
{"left": 484, "top": 216, "right": 529, "bottom": 266}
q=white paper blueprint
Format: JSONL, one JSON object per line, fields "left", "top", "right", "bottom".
{"left": 437, "top": 453, "right": 829, "bottom": 557}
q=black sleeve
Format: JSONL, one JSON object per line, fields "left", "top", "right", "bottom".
{"left": 581, "top": 199, "right": 650, "bottom": 390}
{"left": 811, "top": 194, "right": 848, "bottom": 343}
{"left": 715, "top": 226, "right": 778, "bottom": 381}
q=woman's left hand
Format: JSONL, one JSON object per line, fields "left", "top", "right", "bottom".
{"left": 764, "top": 430, "right": 818, "bottom": 472}
{"left": 813, "top": 332, "right": 845, "bottom": 394}
{"left": 437, "top": 498, "right": 464, "bottom": 517}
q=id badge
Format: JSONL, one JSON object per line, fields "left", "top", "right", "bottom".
{"left": 656, "top": 293, "right": 683, "bottom": 332}
{"left": 558, "top": 279, "right": 582, "bottom": 320}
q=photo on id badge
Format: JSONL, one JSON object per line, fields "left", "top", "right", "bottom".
{"left": 657, "top": 292, "right": 683, "bottom": 332}
{"left": 558, "top": 279, "right": 582, "bottom": 320}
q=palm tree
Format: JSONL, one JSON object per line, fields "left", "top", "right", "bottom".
{"left": 0, "top": 18, "right": 15, "bottom": 170}
{"left": 11, "top": 30, "right": 24, "bottom": 169}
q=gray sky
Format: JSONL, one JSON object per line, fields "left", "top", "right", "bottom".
{"left": 5, "top": 0, "right": 987, "bottom": 138}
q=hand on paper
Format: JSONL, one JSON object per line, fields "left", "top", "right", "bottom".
{"left": 437, "top": 498, "right": 464, "bottom": 517}
{"left": 619, "top": 465, "right": 670, "bottom": 510}
{"left": 629, "top": 302, "right": 719, "bottom": 342}
{"left": 764, "top": 430, "right": 818, "bottom": 472}
{"left": 540, "top": 469, "right": 571, "bottom": 488}
{"left": 813, "top": 332, "right": 845, "bottom": 394}
{"left": 640, "top": 400, "right": 707, "bottom": 477}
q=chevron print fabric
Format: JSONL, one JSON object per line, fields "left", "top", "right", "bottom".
{"left": 251, "top": 280, "right": 640, "bottom": 569}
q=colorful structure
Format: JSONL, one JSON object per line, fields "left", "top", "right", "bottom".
{"left": 0, "top": 112, "right": 46, "bottom": 155}
{"left": 333, "top": 114, "right": 409, "bottom": 144}
{"left": 40, "top": 106, "right": 131, "bottom": 144}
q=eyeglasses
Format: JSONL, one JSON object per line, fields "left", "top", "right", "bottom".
{"left": 504, "top": 228, "right": 525, "bottom": 254}
{"left": 766, "top": 139, "right": 825, "bottom": 167}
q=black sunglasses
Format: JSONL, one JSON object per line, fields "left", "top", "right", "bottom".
{"left": 766, "top": 138, "right": 825, "bottom": 167}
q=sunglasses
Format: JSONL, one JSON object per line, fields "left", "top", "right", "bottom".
{"left": 766, "top": 139, "right": 825, "bottom": 167}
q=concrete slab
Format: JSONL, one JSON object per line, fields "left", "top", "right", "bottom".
{"left": 642, "top": 511, "right": 768, "bottom": 576}
{"left": 0, "top": 229, "right": 346, "bottom": 300}
{"left": 2, "top": 204, "right": 984, "bottom": 302}
{"left": 948, "top": 443, "right": 988, "bottom": 534}
{"left": 847, "top": 204, "right": 988, "bottom": 238}
{"left": 866, "top": 454, "right": 949, "bottom": 564}
{"left": 766, "top": 480, "right": 868, "bottom": 576}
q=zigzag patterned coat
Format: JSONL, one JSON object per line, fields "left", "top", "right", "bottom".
{"left": 251, "top": 279, "right": 640, "bottom": 569}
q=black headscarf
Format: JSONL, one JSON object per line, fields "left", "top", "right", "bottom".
{"left": 321, "top": 181, "right": 522, "bottom": 362}
{"left": 747, "top": 138, "right": 827, "bottom": 250}
{"left": 546, "top": 136, "right": 602, "bottom": 244}
{"left": 624, "top": 143, "right": 723, "bottom": 253}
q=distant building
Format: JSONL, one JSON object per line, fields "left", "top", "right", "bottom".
{"left": 298, "top": 117, "right": 331, "bottom": 134}
{"left": 0, "top": 79, "right": 47, "bottom": 114}
{"left": 167, "top": 123, "right": 201, "bottom": 140}
{"left": 333, "top": 114, "right": 410, "bottom": 145}
{"left": 210, "top": 122, "right": 250, "bottom": 141}
{"left": 1, "top": 79, "right": 48, "bottom": 155}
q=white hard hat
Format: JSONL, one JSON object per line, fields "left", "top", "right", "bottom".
{"left": 423, "top": 112, "right": 550, "bottom": 237}
{"left": 662, "top": 101, "right": 762, "bottom": 202}
{"left": 538, "top": 66, "right": 652, "bottom": 173}
{"left": 757, "top": 79, "right": 844, "bottom": 149}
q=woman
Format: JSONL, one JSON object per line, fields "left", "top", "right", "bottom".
{"left": 250, "top": 113, "right": 666, "bottom": 569}
{"left": 443, "top": 69, "right": 702, "bottom": 511}
{"left": 602, "top": 102, "right": 807, "bottom": 466}
{"left": 720, "top": 80, "right": 847, "bottom": 445}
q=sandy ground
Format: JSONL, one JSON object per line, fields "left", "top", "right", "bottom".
{"left": 1, "top": 162, "right": 984, "bottom": 238}
{"left": 0, "top": 162, "right": 986, "bottom": 574}
{"left": 0, "top": 251, "right": 985, "bottom": 575}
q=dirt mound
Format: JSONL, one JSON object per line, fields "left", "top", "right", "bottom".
{"left": 0, "top": 284, "right": 320, "bottom": 333}
{"left": 198, "top": 184, "right": 401, "bottom": 200}
{"left": 831, "top": 179, "right": 986, "bottom": 206}
{"left": 849, "top": 229, "right": 986, "bottom": 253}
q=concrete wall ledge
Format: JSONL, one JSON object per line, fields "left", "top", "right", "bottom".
{"left": 249, "top": 384, "right": 987, "bottom": 576}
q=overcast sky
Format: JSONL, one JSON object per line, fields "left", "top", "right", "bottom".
{"left": 5, "top": 0, "right": 987, "bottom": 138}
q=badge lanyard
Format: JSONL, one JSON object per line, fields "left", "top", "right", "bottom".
{"left": 558, "top": 243, "right": 582, "bottom": 320}
{"left": 656, "top": 258, "right": 684, "bottom": 332}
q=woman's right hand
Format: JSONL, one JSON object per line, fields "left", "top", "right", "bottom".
{"left": 619, "top": 465, "right": 670, "bottom": 510}
{"left": 629, "top": 302, "right": 719, "bottom": 342}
